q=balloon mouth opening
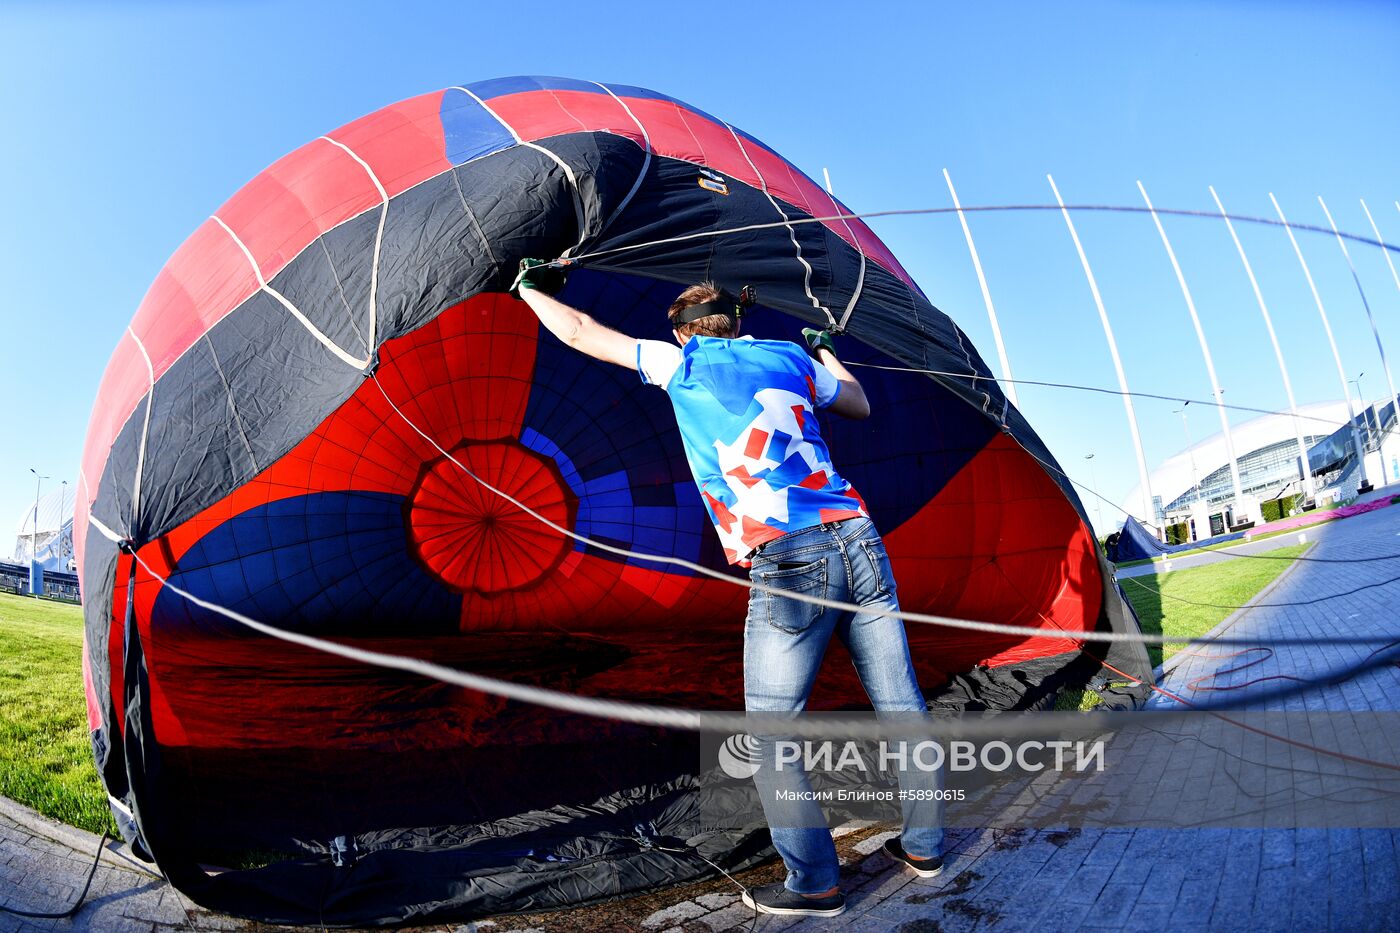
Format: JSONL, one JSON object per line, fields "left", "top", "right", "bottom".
{"left": 406, "top": 440, "right": 576, "bottom": 595}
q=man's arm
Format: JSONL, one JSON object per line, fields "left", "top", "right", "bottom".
{"left": 518, "top": 288, "right": 638, "bottom": 369}
{"left": 815, "top": 349, "right": 871, "bottom": 419}
{"left": 802, "top": 328, "right": 870, "bottom": 420}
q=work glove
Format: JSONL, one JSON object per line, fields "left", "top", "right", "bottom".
{"left": 510, "top": 258, "right": 569, "bottom": 298}
{"left": 802, "top": 327, "right": 836, "bottom": 358}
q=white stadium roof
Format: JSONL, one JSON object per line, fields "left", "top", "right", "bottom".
{"left": 14, "top": 482, "right": 74, "bottom": 538}
{"left": 1119, "top": 400, "right": 1352, "bottom": 519}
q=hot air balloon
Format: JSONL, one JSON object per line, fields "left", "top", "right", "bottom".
{"left": 77, "top": 75, "right": 1150, "bottom": 924}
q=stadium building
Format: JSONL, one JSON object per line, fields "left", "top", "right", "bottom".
{"left": 3, "top": 482, "right": 80, "bottom": 599}
{"left": 11, "top": 482, "right": 75, "bottom": 571}
{"left": 1121, "top": 398, "right": 1398, "bottom": 543}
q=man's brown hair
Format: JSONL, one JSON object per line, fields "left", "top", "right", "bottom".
{"left": 667, "top": 282, "right": 737, "bottom": 340}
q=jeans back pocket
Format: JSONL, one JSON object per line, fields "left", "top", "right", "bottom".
{"left": 756, "top": 557, "right": 828, "bottom": 634}
{"left": 857, "top": 539, "right": 896, "bottom": 603}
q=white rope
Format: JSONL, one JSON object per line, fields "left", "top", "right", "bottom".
{"left": 370, "top": 376, "right": 1070, "bottom": 640}
{"left": 567, "top": 202, "right": 1400, "bottom": 267}
{"left": 818, "top": 168, "right": 867, "bottom": 333}
{"left": 78, "top": 377, "right": 1400, "bottom": 746}
{"left": 75, "top": 189, "right": 1400, "bottom": 745}
{"left": 319, "top": 136, "right": 388, "bottom": 352}
{"left": 124, "top": 546, "right": 750, "bottom": 732}
{"left": 366, "top": 376, "right": 1394, "bottom": 647}
{"left": 124, "top": 328, "right": 155, "bottom": 534}
{"left": 210, "top": 215, "right": 371, "bottom": 370}
{"left": 88, "top": 512, "right": 124, "bottom": 547}
{"left": 99, "top": 481, "right": 1400, "bottom": 745}
{"left": 841, "top": 359, "right": 1350, "bottom": 531}
{"left": 87, "top": 198, "right": 1396, "bottom": 653}
{"left": 111, "top": 536, "right": 1055, "bottom": 741}
{"left": 725, "top": 123, "right": 836, "bottom": 329}
{"left": 592, "top": 81, "right": 652, "bottom": 237}
{"left": 450, "top": 86, "right": 588, "bottom": 256}
{"left": 841, "top": 359, "right": 1350, "bottom": 427}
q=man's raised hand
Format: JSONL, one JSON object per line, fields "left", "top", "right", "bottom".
{"left": 510, "top": 258, "right": 570, "bottom": 298}
{"left": 802, "top": 327, "right": 836, "bottom": 358}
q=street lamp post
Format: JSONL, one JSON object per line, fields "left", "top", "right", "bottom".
{"left": 1174, "top": 405, "right": 1203, "bottom": 542}
{"left": 58, "top": 480, "right": 68, "bottom": 568}
{"left": 1083, "top": 453, "right": 1103, "bottom": 532}
{"left": 1174, "top": 405, "right": 1201, "bottom": 504}
{"left": 1351, "top": 372, "right": 1370, "bottom": 451}
{"left": 29, "top": 468, "right": 49, "bottom": 568}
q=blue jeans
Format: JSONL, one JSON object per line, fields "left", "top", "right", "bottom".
{"left": 744, "top": 517, "right": 943, "bottom": 894}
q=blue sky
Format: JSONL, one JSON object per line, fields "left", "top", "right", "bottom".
{"left": 3, "top": 0, "right": 1398, "bottom": 541}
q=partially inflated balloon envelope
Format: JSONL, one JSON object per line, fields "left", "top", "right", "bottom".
{"left": 78, "top": 76, "right": 1150, "bottom": 924}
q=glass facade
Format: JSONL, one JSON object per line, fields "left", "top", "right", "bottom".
{"left": 1164, "top": 435, "right": 1328, "bottom": 513}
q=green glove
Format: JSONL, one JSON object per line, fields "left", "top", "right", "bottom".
{"left": 510, "top": 258, "right": 569, "bottom": 298}
{"left": 802, "top": 327, "right": 836, "bottom": 358}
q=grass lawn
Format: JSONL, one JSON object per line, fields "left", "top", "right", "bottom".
{"left": 0, "top": 592, "right": 117, "bottom": 835}
{"left": 1121, "top": 542, "right": 1309, "bottom": 669}
{"left": 1057, "top": 542, "right": 1309, "bottom": 709}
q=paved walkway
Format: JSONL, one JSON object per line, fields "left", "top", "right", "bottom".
{"left": 5, "top": 505, "right": 1398, "bottom": 931}
{"left": 0, "top": 796, "right": 194, "bottom": 932}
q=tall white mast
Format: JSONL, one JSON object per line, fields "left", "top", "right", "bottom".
{"left": 1272, "top": 193, "right": 1369, "bottom": 489}
{"left": 1358, "top": 199, "right": 1400, "bottom": 468}
{"left": 944, "top": 168, "right": 1019, "bottom": 407}
{"left": 1361, "top": 199, "right": 1400, "bottom": 296}
{"left": 1211, "top": 186, "right": 1315, "bottom": 499}
{"left": 1138, "top": 181, "right": 1246, "bottom": 516}
{"left": 1319, "top": 196, "right": 1398, "bottom": 484}
{"left": 1048, "top": 174, "right": 1157, "bottom": 531}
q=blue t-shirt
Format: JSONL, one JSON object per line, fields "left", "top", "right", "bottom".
{"left": 637, "top": 335, "right": 868, "bottom": 566}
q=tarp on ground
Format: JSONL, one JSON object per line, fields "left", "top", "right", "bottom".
{"left": 1110, "top": 517, "right": 1245, "bottom": 563}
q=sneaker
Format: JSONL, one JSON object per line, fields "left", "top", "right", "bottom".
{"left": 883, "top": 837, "right": 944, "bottom": 878}
{"left": 741, "top": 882, "right": 847, "bottom": 917}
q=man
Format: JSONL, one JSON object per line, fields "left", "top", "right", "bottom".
{"left": 513, "top": 261, "right": 942, "bottom": 918}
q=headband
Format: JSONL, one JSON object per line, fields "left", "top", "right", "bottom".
{"left": 672, "top": 286, "right": 758, "bottom": 328}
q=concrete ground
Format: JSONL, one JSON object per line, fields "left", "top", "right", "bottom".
{"left": 0, "top": 795, "right": 203, "bottom": 933}
{"left": 4, "top": 502, "right": 1398, "bottom": 931}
